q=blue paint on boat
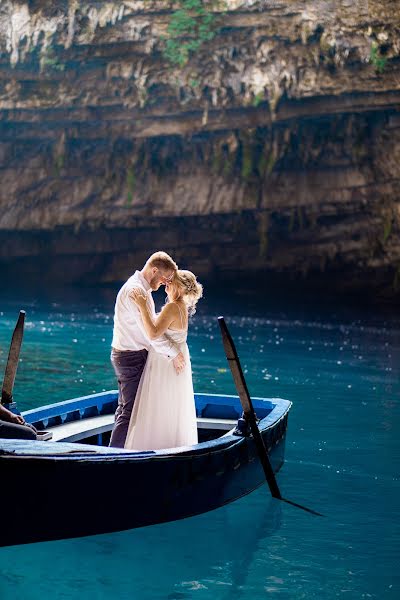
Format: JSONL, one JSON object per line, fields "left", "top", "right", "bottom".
{"left": 0, "top": 391, "right": 290, "bottom": 547}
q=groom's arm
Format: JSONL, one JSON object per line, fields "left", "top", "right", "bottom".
{"left": 136, "top": 309, "right": 180, "bottom": 360}
{"left": 151, "top": 337, "right": 186, "bottom": 374}
{"left": 150, "top": 334, "right": 180, "bottom": 360}
{"left": 142, "top": 322, "right": 186, "bottom": 373}
{"left": 151, "top": 336, "right": 186, "bottom": 374}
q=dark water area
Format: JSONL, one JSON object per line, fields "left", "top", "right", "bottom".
{"left": 0, "top": 284, "right": 399, "bottom": 599}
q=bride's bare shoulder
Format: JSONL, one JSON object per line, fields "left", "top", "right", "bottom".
{"left": 161, "top": 302, "right": 186, "bottom": 321}
{"left": 160, "top": 302, "right": 179, "bottom": 315}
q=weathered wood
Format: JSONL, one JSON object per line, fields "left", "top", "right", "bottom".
{"left": 1, "top": 310, "right": 25, "bottom": 405}
{"left": 218, "top": 315, "right": 323, "bottom": 516}
{"left": 47, "top": 413, "right": 237, "bottom": 443}
{"left": 218, "top": 316, "right": 282, "bottom": 499}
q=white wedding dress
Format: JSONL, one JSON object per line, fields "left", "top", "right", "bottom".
{"left": 124, "top": 326, "right": 198, "bottom": 451}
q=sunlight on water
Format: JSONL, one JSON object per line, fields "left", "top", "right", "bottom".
{"left": 0, "top": 288, "right": 399, "bottom": 599}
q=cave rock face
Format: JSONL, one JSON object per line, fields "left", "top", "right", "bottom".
{"left": 0, "top": 1, "right": 399, "bottom": 298}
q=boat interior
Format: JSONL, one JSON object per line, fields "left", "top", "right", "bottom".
{"left": 3, "top": 313, "right": 282, "bottom": 453}
{"left": 23, "top": 391, "right": 274, "bottom": 448}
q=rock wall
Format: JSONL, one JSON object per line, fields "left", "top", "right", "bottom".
{"left": 0, "top": 1, "right": 399, "bottom": 299}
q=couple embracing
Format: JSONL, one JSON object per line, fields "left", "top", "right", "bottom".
{"left": 109, "top": 251, "right": 203, "bottom": 451}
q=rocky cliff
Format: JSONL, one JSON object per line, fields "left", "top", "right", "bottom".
{"left": 0, "top": 0, "right": 399, "bottom": 299}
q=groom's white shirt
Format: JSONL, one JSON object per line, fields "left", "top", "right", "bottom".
{"left": 111, "top": 271, "right": 179, "bottom": 359}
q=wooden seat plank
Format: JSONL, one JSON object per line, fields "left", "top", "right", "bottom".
{"left": 48, "top": 414, "right": 237, "bottom": 443}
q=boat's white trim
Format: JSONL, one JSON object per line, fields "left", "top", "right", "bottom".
{"left": 48, "top": 414, "right": 237, "bottom": 443}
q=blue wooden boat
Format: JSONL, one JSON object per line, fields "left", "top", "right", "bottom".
{"left": 0, "top": 390, "right": 291, "bottom": 548}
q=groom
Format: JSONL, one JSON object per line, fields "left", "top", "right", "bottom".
{"left": 109, "top": 251, "right": 185, "bottom": 448}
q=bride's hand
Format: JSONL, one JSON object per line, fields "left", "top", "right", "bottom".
{"left": 130, "top": 288, "right": 148, "bottom": 307}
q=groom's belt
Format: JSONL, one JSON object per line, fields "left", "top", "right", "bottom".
{"left": 111, "top": 347, "right": 148, "bottom": 354}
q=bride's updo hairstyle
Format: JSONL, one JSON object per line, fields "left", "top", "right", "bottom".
{"left": 169, "top": 270, "right": 203, "bottom": 316}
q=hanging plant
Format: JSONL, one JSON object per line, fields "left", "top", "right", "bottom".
{"left": 163, "top": 0, "right": 224, "bottom": 67}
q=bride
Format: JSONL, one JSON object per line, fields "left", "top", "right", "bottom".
{"left": 124, "top": 270, "right": 203, "bottom": 451}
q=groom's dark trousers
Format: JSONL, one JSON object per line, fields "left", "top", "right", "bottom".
{"left": 109, "top": 348, "right": 148, "bottom": 448}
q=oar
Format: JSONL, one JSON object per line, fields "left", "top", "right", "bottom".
{"left": 1, "top": 310, "right": 25, "bottom": 406}
{"left": 218, "top": 316, "right": 323, "bottom": 517}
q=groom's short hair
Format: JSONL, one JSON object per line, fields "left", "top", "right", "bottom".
{"left": 146, "top": 251, "right": 178, "bottom": 273}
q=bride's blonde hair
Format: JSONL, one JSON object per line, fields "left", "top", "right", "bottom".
{"left": 168, "top": 270, "right": 203, "bottom": 316}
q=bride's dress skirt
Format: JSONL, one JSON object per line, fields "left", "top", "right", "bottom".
{"left": 124, "top": 343, "right": 198, "bottom": 451}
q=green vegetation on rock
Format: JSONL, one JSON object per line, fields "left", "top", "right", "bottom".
{"left": 382, "top": 212, "right": 393, "bottom": 244}
{"left": 53, "top": 153, "right": 65, "bottom": 177}
{"left": 40, "top": 46, "right": 65, "bottom": 73}
{"left": 370, "top": 42, "right": 387, "bottom": 73}
{"left": 258, "top": 211, "right": 269, "bottom": 258}
{"left": 252, "top": 91, "right": 265, "bottom": 107}
{"left": 127, "top": 167, "right": 136, "bottom": 204}
{"left": 163, "top": 0, "right": 222, "bottom": 67}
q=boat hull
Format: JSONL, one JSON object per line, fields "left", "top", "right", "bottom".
{"left": 0, "top": 393, "right": 290, "bottom": 547}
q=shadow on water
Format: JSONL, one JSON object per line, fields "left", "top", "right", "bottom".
{"left": 1, "top": 277, "right": 399, "bottom": 325}
{"left": 0, "top": 488, "right": 281, "bottom": 599}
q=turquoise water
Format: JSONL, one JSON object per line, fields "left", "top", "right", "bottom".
{"left": 0, "top": 287, "right": 399, "bottom": 599}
